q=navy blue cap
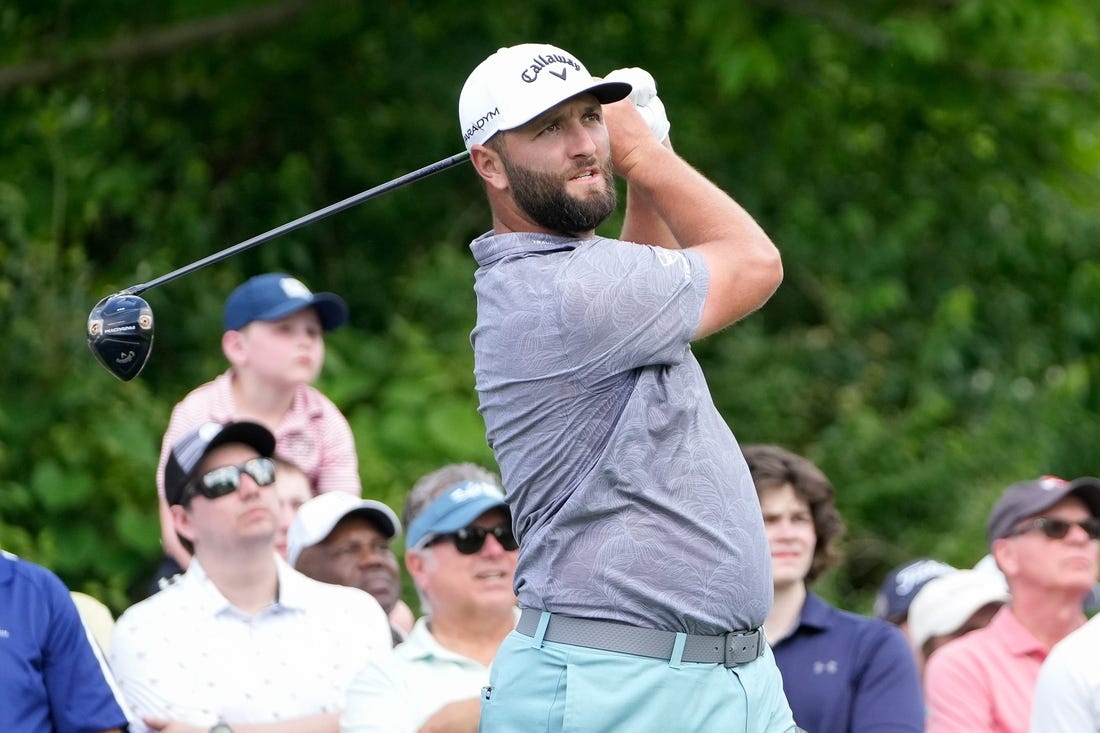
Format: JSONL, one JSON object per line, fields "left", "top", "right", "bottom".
{"left": 224, "top": 273, "right": 348, "bottom": 332}
{"left": 406, "top": 481, "right": 510, "bottom": 551}
{"left": 873, "top": 558, "right": 956, "bottom": 622}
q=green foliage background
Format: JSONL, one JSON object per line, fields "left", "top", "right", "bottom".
{"left": 0, "top": 0, "right": 1097, "bottom": 614}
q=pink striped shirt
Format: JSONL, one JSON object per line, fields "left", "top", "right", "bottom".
{"left": 924, "top": 606, "right": 1048, "bottom": 733}
{"left": 156, "top": 370, "right": 361, "bottom": 499}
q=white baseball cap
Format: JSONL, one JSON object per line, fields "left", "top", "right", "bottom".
{"left": 286, "top": 492, "right": 401, "bottom": 567}
{"left": 459, "top": 43, "right": 632, "bottom": 150}
{"left": 907, "top": 568, "right": 1010, "bottom": 651}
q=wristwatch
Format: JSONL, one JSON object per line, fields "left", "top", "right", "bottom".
{"left": 210, "top": 724, "right": 233, "bottom": 733}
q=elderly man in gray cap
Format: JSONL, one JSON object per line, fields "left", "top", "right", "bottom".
{"left": 923, "top": 475, "right": 1100, "bottom": 733}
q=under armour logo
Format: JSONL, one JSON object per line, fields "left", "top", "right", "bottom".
{"left": 813, "top": 660, "right": 839, "bottom": 674}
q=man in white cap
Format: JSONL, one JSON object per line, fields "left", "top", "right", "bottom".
{"left": 907, "top": 567, "right": 1009, "bottom": 674}
{"left": 288, "top": 492, "right": 408, "bottom": 645}
{"left": 924, "top": 475, "right": 1100, "bottom": 733}
{"left": 111, "top": 421, "right": 392, "bottom": 733}
{"left": 342, "top": 463, "right": 519, "bottom": 733}
{"left": 459, "top": 42, "right": 793, "bottom": 731}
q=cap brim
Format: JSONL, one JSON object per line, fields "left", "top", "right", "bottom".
{"left": 1068, "top": 477, "right": 1100, "bottom": 517}
{"left": 589, "top": 80, "right": 632, "bottom": 104}
{"left": 503, "top": 81, "right": 633, "bottom": 136}
{"left": 407, "top": 495, "right": 509, "bottom": 550}
{"left": 250, "top": 293, "right": 348, "bottom": 331}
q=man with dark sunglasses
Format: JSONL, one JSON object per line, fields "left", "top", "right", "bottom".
{"left": 110, "top": 421, "right": 392, "bottom": 733}
{"left": 924, "top": 475, "right": 1100, "bottom": 733}
{"left": 342, "top": 463, "right": 519, "bottom": 733}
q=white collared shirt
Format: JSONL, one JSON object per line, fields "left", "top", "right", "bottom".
{"left": 111, "top": 556, "right": 391, "bottom": 731}
{"left": 340, "top": 610, "right": 519, "bottom": 733}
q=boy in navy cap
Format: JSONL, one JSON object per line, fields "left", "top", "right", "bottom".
{"left": 152, "top": 273, "right": 361, "bottom": 587}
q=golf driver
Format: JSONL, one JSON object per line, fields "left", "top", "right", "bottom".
{"left": 87, "top": 150, "right": 470, "bottom": 381}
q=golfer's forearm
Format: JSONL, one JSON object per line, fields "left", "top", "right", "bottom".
{"left": 620, "top": 145, "right": 769, "bottom": 254}
{"left": 620, "top": 145, "right": 781, "bottom": 336}
{"left": 620, "top": 138, "right": 681, "bottom": 249}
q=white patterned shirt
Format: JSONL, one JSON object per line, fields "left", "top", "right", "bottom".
{"left": 111, "top": 556, "right": 391, "bottom": 731}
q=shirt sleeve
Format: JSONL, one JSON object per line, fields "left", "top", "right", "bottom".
{"left": 924, "top": 642, "right": 994, "bottom": 733}
{"left": 109, "top": 606, "right": 197, "bottom": 732}
{"left": 1028, "top": 643, "right": 1100, "bottom": 733}
{"left": 850, "top": 623, "right": 925, "bottom": 733}
{"left": 312, "top": 397, "right": 361, "bottom": 496}
{"left": 557, "top": 240, "right": 707, "bottom": 381}
{"left": 42, "top": 575, "right": 131, "bottom": 732}
{"left": 340, "top": 657, "right": 417, "bottom": 733}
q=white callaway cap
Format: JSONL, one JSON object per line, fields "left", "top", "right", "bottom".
{"left": 286, "top": 492, "right": 401, "bottom": 567}
{"left": 459, "top": 43, "right": 632, "bottom": 150}
{"left": 907, "top": 568, "right": 1009, "bottom": 652}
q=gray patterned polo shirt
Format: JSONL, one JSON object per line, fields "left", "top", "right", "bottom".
{"left": 469, "top": 230, "right": 772, "bottom": 635}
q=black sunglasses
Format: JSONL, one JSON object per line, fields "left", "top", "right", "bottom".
{"left": 1006, "top": 516, "right": 1100, "bottom": 541}
{"left": 185, "top": 457, "right": 276, "bottom": 501}
{"left": 430, "top": 523, "right": 518, "bottom": 555}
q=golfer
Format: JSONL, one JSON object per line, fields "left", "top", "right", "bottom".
{"left": 462, "top": 43, "right": 795, "bottom": 731}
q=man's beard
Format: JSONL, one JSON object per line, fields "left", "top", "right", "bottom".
{"left": 500, "top": 153, "right": 617, "bottom": 236}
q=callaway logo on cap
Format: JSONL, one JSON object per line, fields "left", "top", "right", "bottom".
{"left": 458, "top": 43, "right": 632, "bottom": 150}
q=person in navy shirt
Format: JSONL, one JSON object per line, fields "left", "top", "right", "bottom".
{"left": 743, "top": 444, "right": 924, "bottom": 733}
{"left": 0, "top": 549, "right": 130, "bottom": 733}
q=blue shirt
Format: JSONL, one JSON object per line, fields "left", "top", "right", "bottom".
{"left": 0, "top": 551, "right": 129, "bottom": 733}
{"left": 470, "top": 231, "right": 773, "bottom": 635}
{"left": 772, "top": 591, "right": 924, "bottom": 733}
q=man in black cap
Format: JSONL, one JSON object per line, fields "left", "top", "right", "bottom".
{"left": 923, "top": 475, "right": 1100, "bottom": 733}
{"left": 111, "top": 421, "right": 391, "bottom": 733}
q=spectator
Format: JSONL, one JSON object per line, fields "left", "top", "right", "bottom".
{"left": 0, "top": 549, "right": 130, "bottom": 733}
{"left": 743, "top": 444, "right": 924, "bottom": 733}
{"left": 460, "top": 43, "right": 794, "bottom": 731}
{"left": 342, "top": 463, "right": 519, "bottom": 733}
{"left": 273, "top": 457, "right": 312, "bottom": 560}
{"left": 907, "top": 568, "right": 1009, "bottom": 674}
{"left": 923, "top": 475, "right": 1100, "bottom": 733}
{"left": 151, "top": 272, "right": 361, "bottom": 588}
{"left": 873, "top": 557, "right": 956, "bottom": 641}
{"left": 1029, "top": 612, "right": 1100, "bottom": 732}
{"left": 112, "top": 421, "right": 391, "bottom": 732}
{"left": 70, "top": 590, "right": 118, "bottom": 656}
{"left": 288, "top": 491, "right": 408, "bottom": 645}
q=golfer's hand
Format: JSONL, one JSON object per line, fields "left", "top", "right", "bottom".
{"left": 603, "top": 96, "right": 666, "bottom": 178}
{"left": 604, "top": 67, "right": 670, "bottom": 142}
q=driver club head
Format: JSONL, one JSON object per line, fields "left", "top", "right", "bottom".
{"left": 87, "top": 293, "right": 154, "bottom": 381}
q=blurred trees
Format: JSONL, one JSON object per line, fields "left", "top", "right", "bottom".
{"left": 0, "top": 0, "right": 1096, "bottom": 613}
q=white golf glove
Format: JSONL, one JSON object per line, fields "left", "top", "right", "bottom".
{"left": 604, "top": 67, "right": 671, "bottom": 142}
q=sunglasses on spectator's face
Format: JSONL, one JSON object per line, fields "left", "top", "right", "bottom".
{"left": 430, "top": 523, "right": 518, "bottom": 554}
{"left": 1006, "top": 516, "right": 1100, "bottom": 541}
{"left": 186, "top": 457, "right": 276, "bottom": 501}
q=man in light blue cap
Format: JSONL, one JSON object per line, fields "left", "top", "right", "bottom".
{"left": 342, "top": 463, "right": 520, "bottom": 733}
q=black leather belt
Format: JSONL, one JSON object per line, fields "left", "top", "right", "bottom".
{"left": 516, "top": 608, "right": 765, "bottom": 668}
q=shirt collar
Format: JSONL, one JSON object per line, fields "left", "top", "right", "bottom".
{"left": 470, "top": 230, "right": 586, "bottom": 267}
{"left": 184, "top": 554, "right": 309, "bottom": 618}
{"left": 991, "top": 604, "right": 1051, "bottom": 659}
{"left": 399, "top": 608, "right": 521, "bottom": 664}
{"left": 794, "top": 591, "right": 834, "bottom": 633}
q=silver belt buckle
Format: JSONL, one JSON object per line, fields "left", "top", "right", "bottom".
{"left": 723, "top": 628, "right": 762, "bottom": 667}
